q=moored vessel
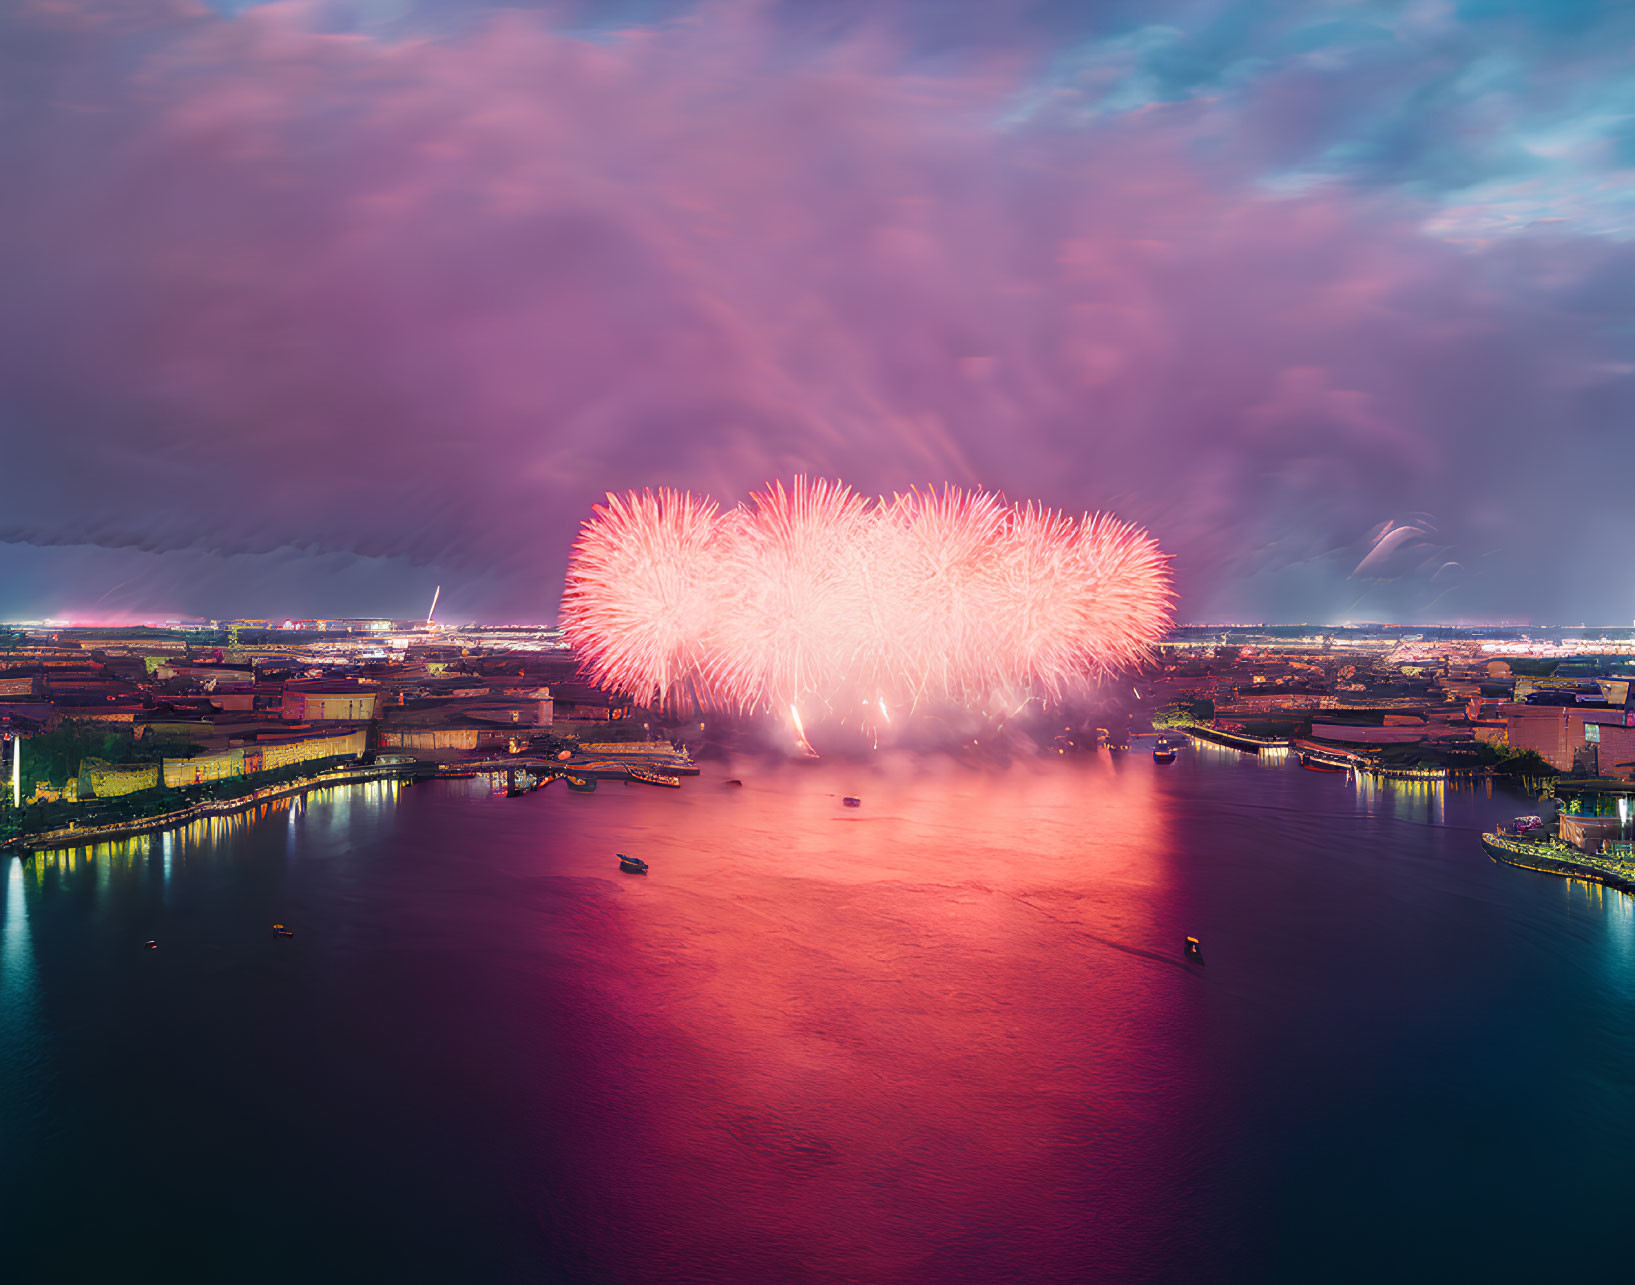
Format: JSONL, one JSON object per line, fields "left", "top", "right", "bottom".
{"left": 618, "top": 853, "right": 649, "bottom": 875}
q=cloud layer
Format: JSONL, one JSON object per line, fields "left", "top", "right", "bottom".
{"left": 3, "top": 0, "right": 1633, "bottom": 623}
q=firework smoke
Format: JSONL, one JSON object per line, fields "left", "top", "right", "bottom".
{"left": 562, "top": 479, "right": 1172, "bottom": 718}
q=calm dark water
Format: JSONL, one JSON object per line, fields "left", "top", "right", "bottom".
{"left": 4, "top": 746, "right": 1634, "bottom": 1282}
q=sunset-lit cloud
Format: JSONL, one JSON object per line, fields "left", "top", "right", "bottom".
{"left": 3, "top": 0, "right": 1633, "bottom": 623}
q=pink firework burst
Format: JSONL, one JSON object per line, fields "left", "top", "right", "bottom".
{"left": 560, "top": 478, "right": 1173, "bottom": 715}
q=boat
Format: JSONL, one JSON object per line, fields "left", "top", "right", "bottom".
{"left": 272, "top": 923, "right": 295, "bottom": 937}
{"left": 567, "top": 776, "right": 597, "bottom": 793}
{"left": 1152, "top": 739, "right": 1176, "bottom": 764}
{"left": 618, "top": 853, "right": 649, "bottom": 875}
{"left": 628, "top": 767, "right": 681, "bottom": 788}
{"left": 144, "top": 940, "right": 158, "bottom": 950}
{"left": 842, "top": 796, "right": 861, "bottom": 807}
{"left": 1185, "top": 936, "right": 1204, "bottom": 965}
{"left": 1299, "top": 753, "right": 1349, "bottom": 773}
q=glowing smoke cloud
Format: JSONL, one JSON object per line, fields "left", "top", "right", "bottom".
{"left": 562, "top": 479, "right": 1173, "bottom": 718}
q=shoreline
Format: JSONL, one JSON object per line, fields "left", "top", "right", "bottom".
{"left": 6, "top": 762, "right": 430, "bottom": 855}
{"left": 1480, "top": 832, "right": 1635, "bottom": 896}
{"left": 1184, "top": 726, "right": 1290, "bottom": 753}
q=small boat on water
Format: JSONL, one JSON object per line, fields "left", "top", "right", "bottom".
{"left": 272, "top": 923, "right": 295, "bottom": 937}
{"left": 1152, "top": 739, "right": 1176, "bottom": 764}
{"left": 567, "top": 776, "right": 597, "bottom": 793}
{"left": 1299, "top": 753, "right": 1349, "bottom": 773}
{"left": 628, "top": 767, "right": 681, "bottom": 788}
{"left": 144, "top": 940, "right": 158, "bottom": 950}
{"left": 842, "top": 796, "right": 861, "bottom": 807}
{"left": 618, "top": 853, "right": 649, "bottom": 875}
{"left": 1185, "top": 936, "right": 1204, "bottom": 965}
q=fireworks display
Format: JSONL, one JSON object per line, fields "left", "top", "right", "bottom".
{"left": 561, "top": 478, "right": 1173, "bottom": 718}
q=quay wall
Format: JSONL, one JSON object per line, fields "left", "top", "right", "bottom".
{"left": 13, "top": 762, "right": 426, "bottom": 854}
{"left": 1186, "top": 726, "right": 1289, "bottom": 753}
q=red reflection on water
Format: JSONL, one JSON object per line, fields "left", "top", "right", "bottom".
{"left": 534, "top": 756, "right": 1205, "bottom": 1279}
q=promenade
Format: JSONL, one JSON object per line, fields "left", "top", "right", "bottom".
{"left": 9, "top": 761, "right": 428, "bottom": 853}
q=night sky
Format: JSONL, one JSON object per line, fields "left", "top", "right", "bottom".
{"left": 4, "top": 0, "right": 1632, "bottom": 625}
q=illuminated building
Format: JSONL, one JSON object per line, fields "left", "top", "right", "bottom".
{"left": 280, "top": 682, "right": 379, "bottom": 721}
{"left": 1501, "top": 701, "right": 1632, "bottom": 773}
{"left": 161, "top": 727, "right": 367, "bottom": 787}
{"left": 78, "top": 759, "right": 161, "bottom": 798}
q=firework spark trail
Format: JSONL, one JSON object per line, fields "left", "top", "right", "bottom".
{"left": 561, "top": 478, "right": 1173, "bottom": 717}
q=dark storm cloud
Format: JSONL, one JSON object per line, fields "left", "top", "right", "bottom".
{"left": 2, "top": 0, "right": 1633, "bottom": 622}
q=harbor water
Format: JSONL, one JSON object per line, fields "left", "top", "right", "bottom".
{"left": 4, "top": 747, "right": 1634, "bottom": 1281}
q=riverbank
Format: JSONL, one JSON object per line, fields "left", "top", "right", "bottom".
{"left": 1479, "top": 831, "right": 1635, "bottom": 895}
{"left": 7, "top": 761, "right": 433, "bottom": 854}
{"left": 1184, "top": 726, "right": 1290, "bottom": 753}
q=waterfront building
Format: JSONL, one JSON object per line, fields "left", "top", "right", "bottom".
{"left": 281, "top": 682, "right": 379, "bottom": 722}
{"left": 377, "top": 727, "right": 485, "bottom": 752}
{"left": 161, "top": 726, "right": 367, "bottom": 787}
{"left": 1559, "top": 814, "right": 1628, "bottom": 854}
{"left": 256, "top": 726, "right": 368, "bottom": 770}
{"left": 1502, "top": 701, "right": 1633, "bottom": 773}
{"left": 1588, "top": 723, "right": 1635, "bottom": 781}
{"left": 162, "top": 746, "right": 246, "bottom": 788}
{"left": 78, "top": 759, "right": 162, "bottom": 798}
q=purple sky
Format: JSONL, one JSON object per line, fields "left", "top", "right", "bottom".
{"left": 4, "top": 0, "right": 1633, "bottom": 625}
